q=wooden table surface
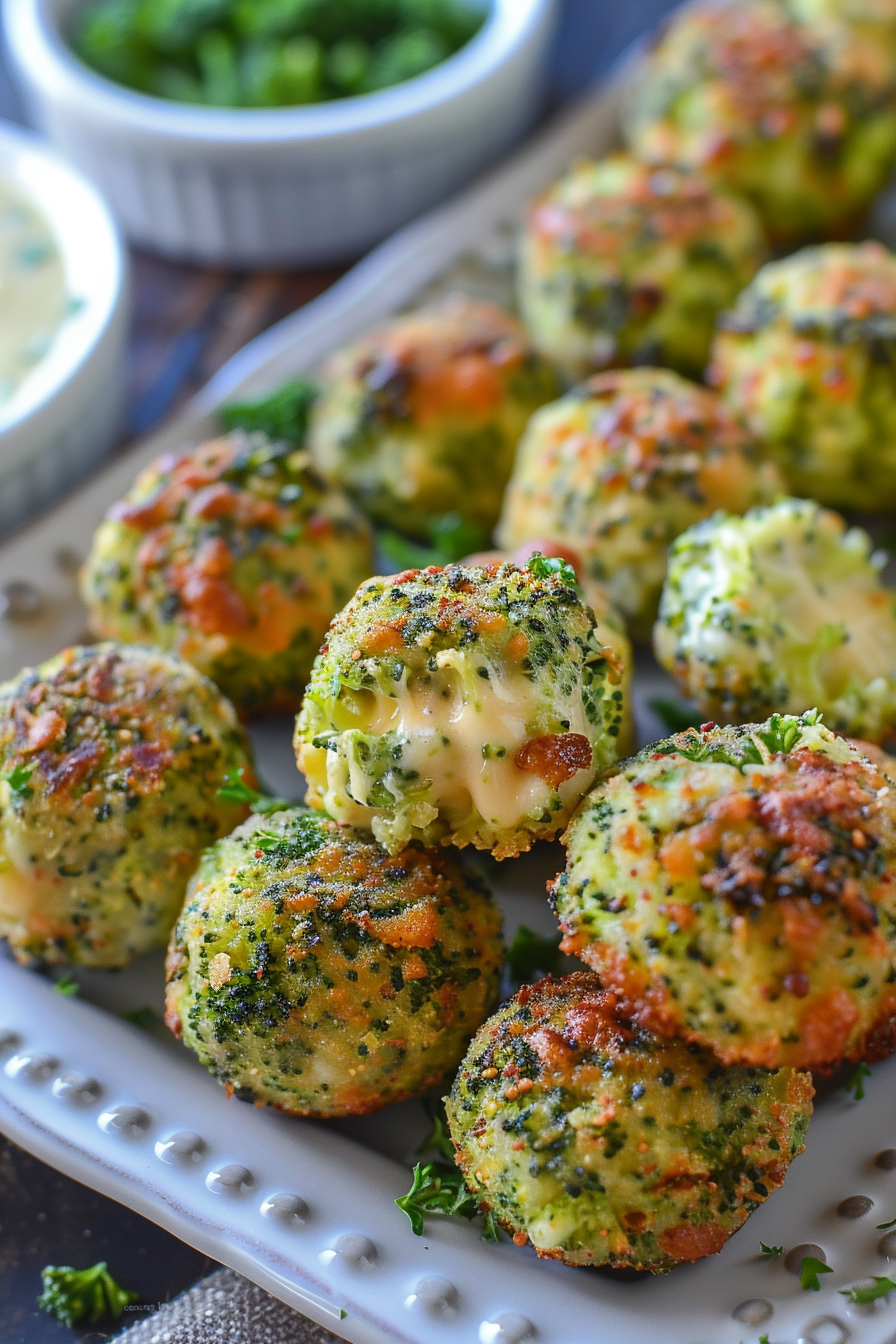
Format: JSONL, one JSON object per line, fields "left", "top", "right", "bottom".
{"left": 0, "top": 1, "right": 679, "bottom": 1338}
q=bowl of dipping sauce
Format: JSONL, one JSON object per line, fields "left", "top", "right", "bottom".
{"left": 3, "top": 0, "right": 557, "bottom": 265}
{"left": 0, "top": 119, "right": 127, "bottom": 538}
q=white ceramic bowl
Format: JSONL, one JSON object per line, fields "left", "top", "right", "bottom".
{"left": 3, "top": 0, "right": 557, "bottom": 267}
{"left": 0, "top": 118, "right": 127, "bottom": 539}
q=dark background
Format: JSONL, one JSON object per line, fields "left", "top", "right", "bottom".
{"left": 0, "top": 1, "right": 676, "bottom": 1339}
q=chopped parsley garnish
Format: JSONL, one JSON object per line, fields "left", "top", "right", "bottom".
{"left": 648, "top": 697, "right": 703, "bottom": 733}
{"left": 220, "top": 378, "right": 317, "bottom": 446}
{"left": 4, "top": 763, "right": 34, "bottom": 799}
{"left": 800, "top": 1256, "right": 833, "bottom": 1291}
{"left": 37, "top": 1262, "right": 138, "bottom": 1326}
{"left": 878, "top": 1215, "right": 896, "bottom": 1230}
{"left": 396, "top": 1162, "right": 499, "bottom": 1241}
{"left": 379, "top": 512, "right": 488, "bottom": 572}
{"left": 216, "top": 769, "right": 290, "bottom": 815}
{"left": 845, "top": 1062, "right": 872, "bottom": 1101}
{"left": 506, "top": 924, "right": 562, "bottom": 984}
{"left": 759, "top": 1241, "right": 783, "bottom": 1258}
{"left": 53, "top": 973, "right": 79, "bottom": 998}
{"left": 526, "top": 552, "right": 578, "bottom": 589}
{"left": 839, "top": 1276, "right": 896, "bottom": 1304}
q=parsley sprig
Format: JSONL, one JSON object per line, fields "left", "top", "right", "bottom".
{"left": 216, "top": 769, "right": 290, "bottom": 815}
{"left": 877, "top": 1214, "right": 896, "bottom": 1231}
{"left": 839, "top": 1276, "right": 896, "bottom": 1304}
{"left": 53, "top": 973, "right": 79, "bottom": 998}
{"left": 37, "top": 1262, "right": 137, "bottom": 1326}
{"left": 760, "top": 1241, "right": 783, "bottom": 1258}
{"left": 396, "top": 1162, "right": 499, "bottom": 1241}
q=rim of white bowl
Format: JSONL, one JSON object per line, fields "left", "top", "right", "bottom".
{"left": 4, "top": 0, "right": 553, "bottom": 144}
{"left": 0, "top": 118, "right": 125, "bottom": 438}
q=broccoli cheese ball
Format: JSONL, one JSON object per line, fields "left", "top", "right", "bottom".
{"left": 496, "top": 369, "right": 781, "bottom": 640}
{"left": 655, "top": 498, "right": 896, "bottom": 741}
{"left": 80, "top": 433, "right": 374, "bottom": 717}
{"left": 624, "top": 0, "right": 896, "bottom": 245}
{"left": 710, "top": 242, "right": 896, "bottom": 510}
{"left": 447, "top": 973, "right": 813, "bottom": 1271}
{"left": 294, "top": 561, "right": 628, "bottom": 857}
{"left": 553, "top": 713, "right": 896, "bottom": 1072}
{"left": 0, "top": 643, "right": 252, "bottom": 968}
{"left": 306, "top": 296, "right": 558, "bottom": 540}
{"left": 165, "top": 808, "right": 503, "bottom": 1117}
{"left": 518, "top": 154, "right": 767, "bottom": 381}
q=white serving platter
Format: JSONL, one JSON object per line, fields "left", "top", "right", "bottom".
{"left": 1, "top": 50, "right": 896, "bottom": 1344}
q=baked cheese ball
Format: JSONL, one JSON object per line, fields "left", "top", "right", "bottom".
{"left": 552, "top": 714, "right": 896, "bottom": 1072}
{"left": 623, "top": 0, "right": 896, "bottom": 245}
{"left": 709, "top": 242, "right": 896, "bottom": 511}
{"left": 306, "top": 296, "right": 558, "bottom": 540}
{"left": 518, "top": 154, "right": 767, "bottom": 381}
{"left": 80, "top": 433, "right": 374, "bottom": 717}
{"left": 0, "top": 643, "right": 252, "bottom": 968}
{"left": 294, "top": 560, "right": 629, "bottom": 857}
{"left": 446, "top": 973, "right": 813, "bottom": 1271}
{"left": 655, "top": 498, "right": 896, "bottom": 741}
{"left": 496, "top": 369, "right": 781, "bottom": 640}
{"left": 165, "top": 808, "right": 503, "bottom": 1117}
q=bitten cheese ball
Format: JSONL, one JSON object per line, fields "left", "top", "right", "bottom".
{"left": 306, "top": 296, "right": 558, "bottom": 540}
{"left": 496, "top": 369, "right": 780, "bottom": 640}
{"left": 81, "top": 433, "right": 374, "bottom": 717}
{"left": 518, "top": 154, "right": 767, "bottom": 381}
{"left": 710, "top": 242, "right": 896, "bottom": 511}
{"left": 553, "top": 714, "right": 896, "bottom": 1072}
{"left": 165, "top": 808, "right": 503, "bottom": 1117}
{"left": 655, "top": 498, "right": 896, "bottom": 741}
{"left": 624, "top": 0, "right": 896, "bottom": 245}
{"left": 294, "top": 561, "right": 629, "bottom": 857}
{"left": 0, "top": 644, "right": 252, "bottom": 968}
{"left": 447, "top": 973, "right": 813, "bottom": 1271}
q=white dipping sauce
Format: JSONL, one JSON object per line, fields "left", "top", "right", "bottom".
{"left": 0, "top": 178, "right": 68, "bottom": 404}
